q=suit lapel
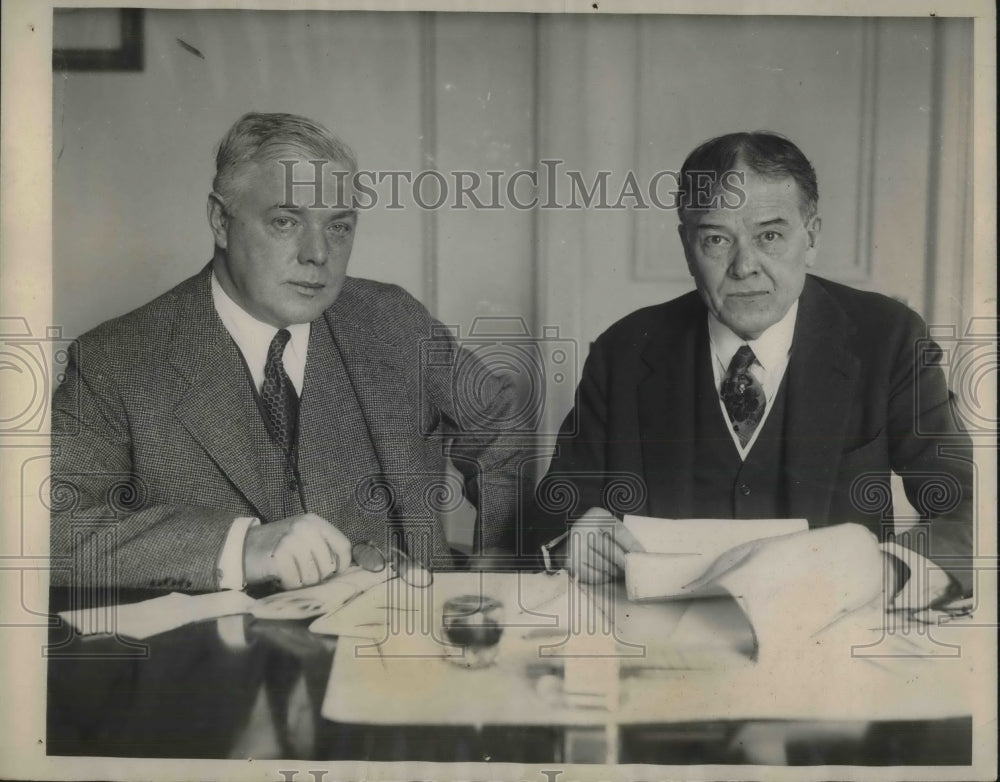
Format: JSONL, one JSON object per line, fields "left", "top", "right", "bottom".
{"left": 170, "top": 267, "right": 275, "bottom": 520}
{"left": 783, "top": 276, "right": 861, "bottom": 525}
{"left": 295, "top": 312, "right": 394, "bottom": 545}
{"left": 318, "top": 296, "right": 450, "bottom": 557}
{"left": 637, "top": 305, "right": 704, "bottom": 518}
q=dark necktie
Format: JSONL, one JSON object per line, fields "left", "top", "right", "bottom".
{"left": 261, "top": 329, "right": 299, "bottom": 454}
{"left": 721, "top": 345, "right": 766, "bottom": 448}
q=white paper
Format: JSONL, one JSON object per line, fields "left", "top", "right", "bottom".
{"left": 623, "top": 515, "right": 808, "bottom": 599}
{"left": 59, "top": 590, "right": 257, "bottom": 640}
{"left": 251, "top": 565, "right": 387, "bottom": 620}
{"left": 706, "top": 523, "right": 885, "bottom": 662}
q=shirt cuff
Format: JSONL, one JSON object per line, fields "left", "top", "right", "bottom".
{"left": 216, "top": 516, "right": 261, "bottom": 590}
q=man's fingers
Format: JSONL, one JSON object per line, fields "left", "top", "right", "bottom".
{"left": 274, "top": 553, "right": 305, "bottom": 591}
{"left": 291, "top": 542, "right": 323, "bottom": 587}
{"left": 609, "top": 520, "right": 645, "bottom": 554}
{"left": 594, "top": 522, "right": 643, "bottom": 571}
{"left": 586, "top": 528, "right": 622, "bottom": 568}
{"left": 310, "top": 546, "right": 337, "bottom": 583}
{"left": 276, "top": 534, "right": 323, "bottom": 588}
{"left": 582, "top": 526, "right": 628, "bottom": 571}
{"left": 573, "top": 555, "right": 612, "bottom": 584}
{"left": 311, "top": 518, "right": 351, "bottom": 575}
{"left": 568, "top": 527, "right": 617, "bottom": 582}
{"left": 569, "top": 511, "right": 641, "bottom": 579}
{"left": 294, "top": 525, "right": 339, "bottom": 582}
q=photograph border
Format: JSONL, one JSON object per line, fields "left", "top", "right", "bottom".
{"left": 2, "top": 1, "right": 996, "bottom": 781}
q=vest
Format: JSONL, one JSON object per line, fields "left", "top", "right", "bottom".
{"left": 692, "top": 353, "right": 791, "bottom": 519}
{"left": 235, "top": 351, "right": 306, "bottom": 522}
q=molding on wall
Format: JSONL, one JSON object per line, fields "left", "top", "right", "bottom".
{"left": 849, "top": 17, "right": 879, "bottom": 286}
{"left": 627, "top": 16, "right": 647, "bottom": 285}
{"left": 530, "top": 14, "right": 543, "bottom": 343}
{"left": 419, "top": 12, "right": 438, "bottom": 315}
{"left": 534, "top": 16, "right": 589, "bottom": 440}
{"left": 633, "top": 19, "right": 881, "bottom": 286}
{"left": 632, "top": 20, "right": 688, "bottom": 283}
{"left": 925, "top": 18, "right": 974, "bottom": 329}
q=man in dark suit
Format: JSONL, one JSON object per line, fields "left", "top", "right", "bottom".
{"left": 51, "top": 112, "right": 522, "bottom": 592}
{"left": 530, "top": 132, "right": 973, "bottom": 605}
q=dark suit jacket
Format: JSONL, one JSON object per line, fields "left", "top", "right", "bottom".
{"left": 51, "top": 266, "right": 524, "bottom": 590}
{"left": 530, "top": 275, "right": 975, "bottom": 593}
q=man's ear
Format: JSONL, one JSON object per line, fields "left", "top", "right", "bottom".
{"left": 207, "top": 192, "right": 229, "bottom": 249}
{"left": 804, "top": 214, "right": 822, "bottom": 267}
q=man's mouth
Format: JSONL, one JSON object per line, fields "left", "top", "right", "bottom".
{"left": 289, "top": 281, "right": 325, "bottom": 290}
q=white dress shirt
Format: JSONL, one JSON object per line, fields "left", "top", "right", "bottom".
{"left": 211, "top": 271, "right": 312, "bottom": 589}
{"left": 707, "top": 301, "right": 799, "bottom": 459}
{"left": 211, "top": 273, "right": 310, "bottom": 394}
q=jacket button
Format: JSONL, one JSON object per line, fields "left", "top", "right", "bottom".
{"left": 739, "top": 484, "right": 751, "bottom": 496}
{"left": 288, "top": 478, "right": 298, "bottom": 491}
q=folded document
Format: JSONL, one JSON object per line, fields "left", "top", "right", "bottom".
{"left": 622, "top": 517, "right": 957, "bottom": 662}
{"left": 623, "top": 515, "right": 808, "bottom": 600}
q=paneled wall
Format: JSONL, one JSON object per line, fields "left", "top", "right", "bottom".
{"left": 533, "top": 14, "right": 973, "bottom": 432}
{"left": 53, "top": 10, "right": 973, "bottom": 442}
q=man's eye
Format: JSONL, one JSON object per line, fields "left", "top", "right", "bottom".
{"left": 328, "top": 223, "right": 352, "bottom": 236}
{"left": 760, "top": 230, "right": 781, "bottom": 242}
{"left": 272, "top": 217, "right": 297, "bottom": 230}
{"left": 703, "top": 235, "right": 729, "bottom": 247}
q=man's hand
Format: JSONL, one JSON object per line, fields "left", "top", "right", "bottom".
{"left": 243, "top": 513, "right": 352, "bottom": 590}
{"left": 566, "top": 507, "right": 645, "bottom": 583}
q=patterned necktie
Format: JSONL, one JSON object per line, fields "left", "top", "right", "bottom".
{"left": 261, "top": 329, "right": 299, "bottom": 454}
{"left": 721, "top": 345, "right": 766, "bottom": 448}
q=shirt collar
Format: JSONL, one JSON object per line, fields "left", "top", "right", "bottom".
{"left": 210, "top": 271, "right": 311, "bottom": 359}
{"left": 707, "top": 299, "right": 799, "bottom": 371}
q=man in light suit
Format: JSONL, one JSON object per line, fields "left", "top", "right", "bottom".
{"left": 529, "top": 132, "right": 974, "bottom": 605}
{"left": 51, "top": 112, "right": 523, "bottom": 592}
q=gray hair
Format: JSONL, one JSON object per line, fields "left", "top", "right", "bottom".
{"left": 212, "top": 112, "right": 358, "bottom": 205}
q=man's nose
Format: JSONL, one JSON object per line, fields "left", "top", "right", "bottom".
{"left": 297, "top": 227, "right": 328, "bottom": 265}
{"left": 728, "top": 242, "right": 760, "bottom": 279}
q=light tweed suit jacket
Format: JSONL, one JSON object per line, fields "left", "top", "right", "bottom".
{"left": 50, "top": 265, "right": 525, "bottom": 590}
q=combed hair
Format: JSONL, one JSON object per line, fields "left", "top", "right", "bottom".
{"left": 212, "top": 112, "right": 358, "bottom": 204}
{"left": 677, "top": 131, "right": 818, "bottom": 223}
